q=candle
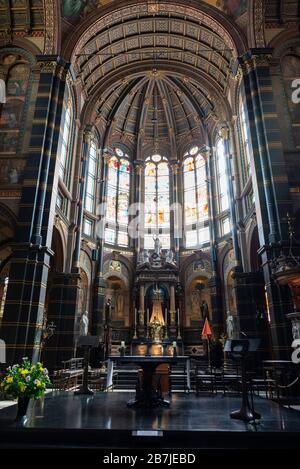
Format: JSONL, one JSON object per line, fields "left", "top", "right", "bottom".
{"left": 121, "top": 341, "right": 125, "bottom": 348}
{"left": 173, "top": 341, "right": 177, "bottom": 348}
{"left": 134, "top": 308, "right": 137, "bottom": 328}
{"left": 165, "top": 308, "right": 167, "bottom": 325}
{"left": 177, "top": 308, "right": 180, "bottom": 326}
{"left": 147, "top": 308, "right": 149, "bottom": 325}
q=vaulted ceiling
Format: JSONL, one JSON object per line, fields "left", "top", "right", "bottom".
{"left": 71, "top": 5, "right": 241, "bottom": 151}
{"left": 96, "top": 73, "right": 212, "bottom": 152}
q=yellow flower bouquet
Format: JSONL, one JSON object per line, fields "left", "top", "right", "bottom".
{"left": 0, "top": 357, "right": 51, "bottom": 399}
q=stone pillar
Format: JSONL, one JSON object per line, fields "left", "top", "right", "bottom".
{"left": 0, "top": 56, "right": 69, "bottom": 365}
{"left": 206, "top": 146, "right": 224, "bottom": 334}
{"left": 170, "top": 162, "right": 181, "bottom": 261}
{"left": 238, "top": 49, "right": 294, "bottom": 358}
{"left": 219, "top": 127, "right": 242, "bottom": 267}
{"left": 91, "top": 150, "right": 111, "bottom": 339}
{"left": 138, "top": 284, "right": 145, "bottom": 336}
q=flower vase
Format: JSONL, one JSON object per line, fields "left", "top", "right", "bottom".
{"left": 16, "top": 396, "right": 30, "bottom": 424}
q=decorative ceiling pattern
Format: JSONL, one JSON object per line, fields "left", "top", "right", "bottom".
{"left": 0, "top": 0, "right": 45, "bottom": 38}
{"left": 71, "top": 4, "right": 239, "bottom": 151}
{"left": 96, "top": 73, "right": 213, "bottom": 150}
{"left": 74, "top": 14, "right": 233, "bottom": 97}
{"left": 61, "top": 0, "right": 247, "bottom": 21}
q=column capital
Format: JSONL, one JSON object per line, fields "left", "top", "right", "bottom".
{"left": 237, "top": 48, "right": 273, "bottom": 75}
{"left": 219, "top": 126, "right": 230, "bottom": 140}
{"left": 169, "top": 160, "right": 180, "bottom": 174}
{"left": 36, "top": 55, "right": 70, "bottom": 78}
{"left": 83, "top": 125, "right": 93, "bottom": 145}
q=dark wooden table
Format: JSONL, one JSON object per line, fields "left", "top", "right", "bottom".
{"left": 108, "top": 355, "right": 190, "bottom": 408}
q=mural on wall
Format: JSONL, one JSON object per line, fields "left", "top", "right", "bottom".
{"left": 186, "top": 277, "right": 211, "bottom": 327}
{"left": 61, "top": 0, "right": 248, "bottom": 21}
{"left": 0, "top": 54, "right": 30, "bottom": 155}
{"left": 216, "top": 0, "right": 247, "bottom": 17}
{"left": 0, "top": 158, "right": 26, "bottom": 185}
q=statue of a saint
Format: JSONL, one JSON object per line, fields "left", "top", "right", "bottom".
{"left": 226, "top": 311, "right": 237, "bottom": 339}
{"left": 150, "top": 315, "right": 163, "bottom": 342}
{"left": 153, "top": 235, "right": 162, "bottom": 257}
{"left": 144, "top": 249, "right": 150, "bottom": 264}
{"left": 105, "top": 298, "right": 112, "bottom": 324}
{"left": 200, "top": 300, "right": 209, "bottom": 320}
{"left": 166, "top": 249, "right": 175, "bottom": 265}
{"left": 79, "top": 311, "right": 89, "bottom": 336}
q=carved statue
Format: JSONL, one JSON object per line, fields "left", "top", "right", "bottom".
{"left": 79, "top": 310, "right": 89, "bottom": 336}
{"left": 105, "top": 298, "right": 112, "bottom": 324}
{"left": 150, "top": 315, "right": 163, "bottom": 342}
{"left": 166, "top": 249, "right": 175, "bottom": 265}
{"left": 145, "top": 249, "right": 150, "bottom": 263}
{"left": 226, "top": 310, "right": 237, "bottom": 339}
{"left": 200, "top": 300, "right": 209, "bottom": 320}
{"left": 153, "top": 235, "right": 162, "bottom": 257}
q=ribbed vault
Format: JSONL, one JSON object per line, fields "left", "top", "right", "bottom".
{"left": 68, "top": 2, "right": 246, "bottom": 154}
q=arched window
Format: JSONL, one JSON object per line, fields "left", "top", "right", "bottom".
{"left": 58, "top": 100, "right": 72, "bottom": 183}
{"left": 85, "top": 140, "right": 97, "bottom": 213}
{"left": 105, "top": 147, "right": 131, "bottom": 247}
{"left": 215, "top": 138, "right": 229, "bottom": 213}
{"left": 183, "top": 146, "right": 209, "bottom": 248}
{"left": 144, "top": 154, "right": 170, "bottom": 249}
{"left": 239, "top": 97, "right": 251, "bottom": 183}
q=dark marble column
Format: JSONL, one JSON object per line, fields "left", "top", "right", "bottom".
{"left": 169, "top": 161, "right": 181, "bottom": 262}
{"left": 91, "top": 150, "right": 111, "bottom": 338}
{"left": 206, "top": 147, "right": 223, "bottom": 334}
{"left": 238, "top": 49, "right": 293, "bottom": 358}
{"left": 0, "top": 57, "right": 69, "bottom": 365}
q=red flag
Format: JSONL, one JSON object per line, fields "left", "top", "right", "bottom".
{"left": 201, "top": 318, "right": 213, "bottom": 339}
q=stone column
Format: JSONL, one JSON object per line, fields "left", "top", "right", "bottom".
{"left": 169, "top": 162, "right": 181, "bottom": 260}
{"left": 132, "top": 161, "right": 143, "bottom": 254}
{"left": 206, "top": 146, "right": 224, "bottom": 335}
{"left": 92, "top": 150, "right": 111, "bottom": 338}
{"left": 0, "top": 57, "right": 69, "bottom": 365}
{"left": 45, "top": 126, "right": 92, "bottom": 369}
{"left": 138, "top": 284, "right": 145, "bottom": 336}
{"left": 237, "top": 49, "right": 293, "bottom": 358}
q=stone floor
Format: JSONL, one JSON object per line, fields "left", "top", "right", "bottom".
{"left": 0, "top": 392, "right": 300, "bottom": 448}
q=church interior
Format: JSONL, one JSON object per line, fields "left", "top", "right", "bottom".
{"left": 0, "top": 0, "right": 300, "bottom": 454}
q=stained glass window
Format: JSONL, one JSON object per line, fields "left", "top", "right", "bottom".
{"left": 183, "top": 146, "right": 209, "bottom": 248}
{"left": 105, "top": 147, "right": 131, "bottom": 246}
{"left": 85, "top": 141, "right": 97, "bottom": 213}
{"left": 239, "top": 97, "right": 251, "bottom": 183}
{"left": 144, "top": 155, "right": 170, "bottom": 249}
{"left": 215, "top": 138, "right": 229, "bottom": 213}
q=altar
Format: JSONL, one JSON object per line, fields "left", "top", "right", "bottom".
{"left": 132, "top": 237, "right": 183, "bottom": 356}
{"left": 107, "top": 355, "right": 191, "bottom": 407}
